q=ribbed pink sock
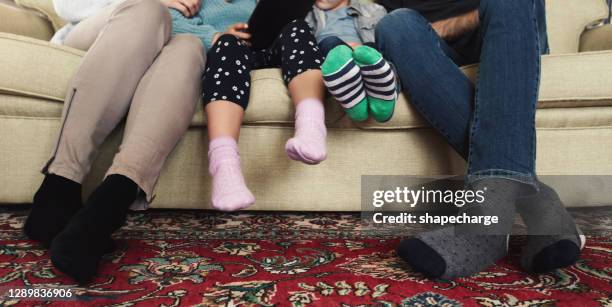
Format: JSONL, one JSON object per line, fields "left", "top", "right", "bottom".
{"left": 208, "top": 137, "right": 255, "bottom": 211}
{"left": 285, "top": 98, "right": 327, "bottom": 165}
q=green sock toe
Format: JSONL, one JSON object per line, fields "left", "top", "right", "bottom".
{"left": 345, "top": 99, "right": 369, "bottom": 122}
{"left": 321, "top": 45, "right": 354, "bottom": 75}
{"left": 353, "top": 45, "right": 396, "bottom": 122}
{"left": 369, "top": 98, "right": 395, "bottom": 123}
{"left": 322, "top": 45, "right": 369, "bottom": 122}
{"left": 353, "top": 45, "right": 383, "bottom": 66}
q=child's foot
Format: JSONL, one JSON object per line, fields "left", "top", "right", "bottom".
{"left": 24, "top": 174, "right": 82, "bottom": 247}
{"left": 353, "top": 45, "right": 397, "bottom": 123}
{"left": 50, "top": 175, "right": 138, "bottom": 284}
{"left": 516, "top": 182, "right": 585, "bottom": 273}
{"left": 285, "top": 98, "right": 327, "bottom": 164}
{"left": 322, "top": 45, "right": 369, "bottom": 122}
{"left": 209, "top": 137, "right": 255, "bottom": 211}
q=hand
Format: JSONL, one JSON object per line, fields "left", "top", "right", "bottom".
{"left": 431, "top": 10, "right": 479, "bottom": 40}
{"left": 347, "top": 42, "right": 362, "bottom": 49}
{"left": 161, "top": 0, "right": 201, "bottom": 17}
{"left": 212, "top": 23, "right": 252, "bottom": 46}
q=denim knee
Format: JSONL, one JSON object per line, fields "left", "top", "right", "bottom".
{"left": 479, "top": 0, "right": 533, "bottom": 21}
{"left": 376, "top": 9, "right": 432, "bottom": 55}
{"left": 376, "top": 9, "right": 431, "bottom": 48}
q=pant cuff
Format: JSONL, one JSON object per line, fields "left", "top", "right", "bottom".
{"left": 105, "top": 164, "right": 157, "bottom": 203}
{"left": 467, "top": 169, "right": 538, "bottom": 192}
{"left": 44, "top": 162, "right": 87, "bottom": 184}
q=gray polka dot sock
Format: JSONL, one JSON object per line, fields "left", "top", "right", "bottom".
{"left": 516, "top": 182, "right": 584, "bottom": 273}
{"left": 398, "top": 178, "right": 523, "bottom": 279}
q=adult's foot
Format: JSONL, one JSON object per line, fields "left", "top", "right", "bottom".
{"left": 23, "top": 174, "right": 82, "bottom": 247}
{"left": 397, "top": 178, "right": 523, "bottom": 279}
{"left": 516, "top": 182, "right": 585, "bottom": 273}
{"left": 50, "top": 175, "right": 137, "bottom": 284}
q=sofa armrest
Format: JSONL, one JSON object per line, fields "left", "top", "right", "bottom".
{"left": 0, "top": 0, "right": 54, "bottom": 40}
{"left": 0, "top": 33, "right": 84, "bottom": 102}
{"left": 580, "top": 24, "right": 612, "bottom": 52}
{"left": 539, "top": 50, "right": 612, "bottom": 108}
{"left": 15, "top": 0, "right": 65, "bottom": 32}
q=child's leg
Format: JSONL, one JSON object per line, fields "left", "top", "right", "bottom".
{"left": 321, "top": 43, "right": 369, "bottom": 122}
{"left": 202, "top": 34, "right": 255, "bottom": 211}
{"left": 318, "top": 36, "right": 350, "bottom": 57}
{"left": 353, "top": 45, "right": 398, "bottom": 123}
{"left": 273, "top": 20, "right": 327, "bottom": 164}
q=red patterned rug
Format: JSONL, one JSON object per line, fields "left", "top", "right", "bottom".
{"left": 0, "top": 208, "right": 611, "bottom": 306}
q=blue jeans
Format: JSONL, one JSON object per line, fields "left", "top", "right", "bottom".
{"left": 376, "top": 0, "right": 547, "bottom": 188}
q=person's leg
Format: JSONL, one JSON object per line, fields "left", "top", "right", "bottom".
{"left": 466, "top": 0, "right": 539, "bottom": 185}
{"left": 318, "top": 36, "right": 350, "bottom": 57}
{"left": 202, "top": 34, "right": 255, "bottom": 212}
{"left": 473, "top": 0, "right": 581, "bottom": 273}
{"left": 516, "top": 182, "right": 585, "bottom": 273}
{"left": 49, "top": 34, "right": 205, "bottom": 283}
{"left": 274, "top": 20, "right": 327, "bottom": 164}
{"left": 466, "top": 0, "right": 585, "bottom": 274}
{"left": 353, "top": 45, "right": 398, "bottom": 123}
{"left": 391, "top": 1, "right": 544, "bottom": 279}
{"left": 321, "top": 43, "right": 369, "bottom": 122}
{"left": 24, "top": 0, "right": 172, "bottom": 247}
{"left": 376, "top": 9, "right": 473, "bottom": 158}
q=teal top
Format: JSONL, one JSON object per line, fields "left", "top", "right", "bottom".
{"left": 170, "top": 0, "right": 257, "bottom": 50}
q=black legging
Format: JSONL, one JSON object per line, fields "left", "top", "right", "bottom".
{"left": 202, "top": 20, "right": 323, "bottom": 110}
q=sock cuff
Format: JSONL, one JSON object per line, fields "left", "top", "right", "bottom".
{"left": 208, "top": 137, "right": 240, "bottom": 174}
{"left": 209, "top": 136, "right": 238, "bottom": 153}
{"left": 295, "top": 98, "right": 325, "bottom": 119}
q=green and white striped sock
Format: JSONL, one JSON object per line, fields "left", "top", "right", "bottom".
{"left": 353, "top": 45, "right": 397, "bottom": 123}
{"left": 322, "top": 45, "right": 369, "bottom": 122}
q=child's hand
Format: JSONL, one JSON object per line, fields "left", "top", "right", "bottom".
{"left": 162, "top": 0, "right": 201, "bottom": 17}
{"left": 213, "top": 23, "right": 252, "bottom": 46}
{"left": 347, "top": 42, "right": 361, "bottom": 49}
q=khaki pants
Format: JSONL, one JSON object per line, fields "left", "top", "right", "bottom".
{"left": 43, "top": 0, "right": 205, "bottom": 202}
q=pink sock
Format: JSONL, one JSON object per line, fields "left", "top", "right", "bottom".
{"left": 285, "top": 98, "right": 327, "bottom": 165}
{"left": 208, "top": 137, "right": 255, "bottom": 211}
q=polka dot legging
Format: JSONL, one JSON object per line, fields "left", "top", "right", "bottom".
{"left": 202, "top": 20, "right": 323, "bottom": 110}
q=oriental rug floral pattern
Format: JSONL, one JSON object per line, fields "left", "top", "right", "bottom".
{"left": 0, "top": 208, "right": 610, "bottom": 306}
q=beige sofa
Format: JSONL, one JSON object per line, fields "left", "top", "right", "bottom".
{"left": 1, "top": 0, "right": 612, "bottom": 211}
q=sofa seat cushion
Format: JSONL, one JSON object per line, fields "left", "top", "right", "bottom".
{"left": 0, "top": 0, "right": 55, "bottom": 40}
{"left": 2, "top": 33, "right": 612, "bottom": 130}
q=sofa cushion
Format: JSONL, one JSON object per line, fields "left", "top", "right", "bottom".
{"left": 0, "top": 0, "right": 55, "bottom": 40}
{"left": 545, "top": 0, "right": 609, "bottom": 54}
{"left": 0, "top": 33, "right": 84, "bottom": 101}
{"left": 538, "top": 51, "right": 612, "bottom": 108}
{"left": 2, "top": 33, "right": 612, "bottom": 130}
{"left": 580, "top": 24, "right": 612, "bottom": 52}
{"left": 15, "top": 0, "right": 66, "bottom": 32}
